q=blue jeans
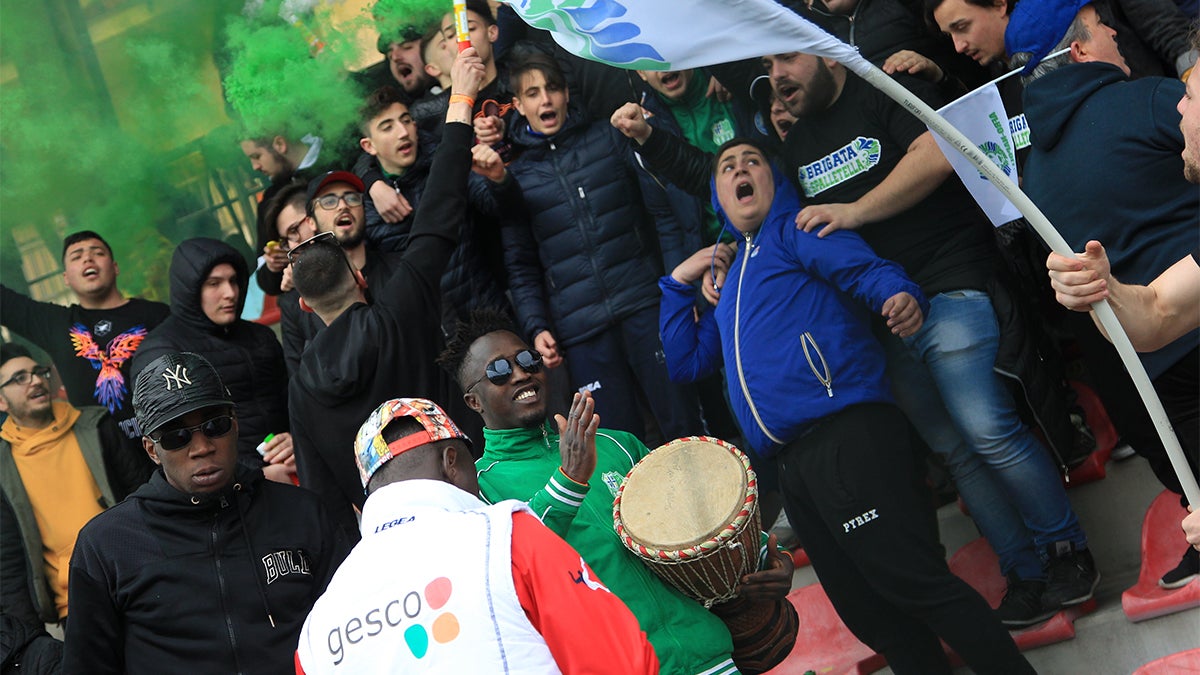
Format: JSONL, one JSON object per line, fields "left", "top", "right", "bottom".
{"left": 883, "top": 290, "right": 1086, "bottom": 580}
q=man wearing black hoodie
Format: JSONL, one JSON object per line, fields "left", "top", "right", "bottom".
{"left": 1014, "top": 0, "right": 1200, "bottom": 587}
{"left": 63, "top": 352, "right": 348, "bottom": 675}
{"left": 131, "top": 238, "right": 293, "bottom": 482}
{"left": 288, "top": 47, "right": 492, "bottom": 541}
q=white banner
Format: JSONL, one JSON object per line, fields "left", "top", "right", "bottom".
{"left": 930, "top": 84, "right": 1022, "bottom": 227}
{"left": 496, "top": 0, "right": 866, "bottom": 72}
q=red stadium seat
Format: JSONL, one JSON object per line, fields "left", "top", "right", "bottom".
{"left": 1131, "top": 648, "right": 1200, "bottom": 674}
{"left": 1122, "top": 490, "right": 1200, "bottom": 622}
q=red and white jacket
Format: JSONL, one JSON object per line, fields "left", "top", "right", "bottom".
{"left": 295, "top": 479, "right": 658, "bottom": 674}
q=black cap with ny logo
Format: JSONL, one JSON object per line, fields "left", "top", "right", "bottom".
{"left": 132, "top": 352, "right": 235, "bottom": 438}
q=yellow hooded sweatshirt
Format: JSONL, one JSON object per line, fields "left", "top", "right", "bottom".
{"left": 3, "top": 401, "right": 103, "bottom": 618}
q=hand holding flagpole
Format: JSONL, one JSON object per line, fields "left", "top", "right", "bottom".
{"left": 850, "top": 59, "right": 1199, "bottom": 506}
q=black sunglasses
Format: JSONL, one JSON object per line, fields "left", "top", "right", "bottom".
{"left": 286, "top": 231, "right": 337, "bottom": 264}
{"left": 150, "top": 415, "right": 235, "bottom": 451}
{"left": 467, "top": 349, "right": 542, "bottom": 391}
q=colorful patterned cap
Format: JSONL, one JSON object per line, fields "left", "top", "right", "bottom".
{"left": 354, "top": 398, "right": 472, "bottom": 487}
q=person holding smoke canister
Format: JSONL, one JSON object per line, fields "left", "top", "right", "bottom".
{"left": 287, "top": 46, "right": 495, "bottom": 542}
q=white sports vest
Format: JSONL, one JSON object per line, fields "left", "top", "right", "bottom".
{"left": 296, "top": 480, "right": 561, "bottom": 674}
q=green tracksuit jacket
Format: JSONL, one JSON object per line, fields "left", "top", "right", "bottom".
{"left": 477, "top": 422, "right": 739, "bottom": 675}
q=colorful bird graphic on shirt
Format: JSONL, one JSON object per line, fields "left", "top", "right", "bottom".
{"left": 69, "top": 324, "right": 147, "bottom": 413}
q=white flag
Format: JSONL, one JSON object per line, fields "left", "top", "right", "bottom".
{"left": 929, "top": 84, "right": 1022, "bottom": 228}
{"left": 496, "top": 0, "right": 869, "bottom": 73}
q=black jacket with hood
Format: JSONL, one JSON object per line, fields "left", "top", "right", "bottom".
{"left": 62, "top": 465, "right": 348, "bottom": 675}
{"left": 132, "top": 239, "right": 289, "bottom": 466}
{"left": 277, "top": 248, "right": 407, "bottom": 376}
{"left": 1024, "top": 63, "right": 1199, "bottom": 380}
{"left": 288, "top": 122, "right": 476, "bottom": 540}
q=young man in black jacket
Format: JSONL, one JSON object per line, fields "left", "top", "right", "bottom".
{"left": 288, "top": 47, "right": 495, "bottom": 541}
{"left": 63, "top": 352, "right": 349, "bottom": 675}
{"left": 131, "top": 238, "right": 293, "bottom": 483}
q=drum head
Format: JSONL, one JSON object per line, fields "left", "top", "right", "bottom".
{"left": 620, "top": 438, "right": 748, "bottom": 549}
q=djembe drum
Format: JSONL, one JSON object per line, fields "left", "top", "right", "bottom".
{"left": 613, "top": 436, "right": 799, "bottom": 674}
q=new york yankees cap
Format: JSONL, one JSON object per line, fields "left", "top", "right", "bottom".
{"left": 355, "top": 398, "right": 472, "bottom": 488}
{"left": 133, "top": 352, "right": 234, "bottom": 437}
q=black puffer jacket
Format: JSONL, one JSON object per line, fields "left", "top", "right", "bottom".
{"left": 62, "top": 466, "right": 349, "bottom": 675}
{"left": 132, "top": 239, "right": 288, "bottom": 467}
{"left": 501, "top": 110, "right": 676, "bottom": 347}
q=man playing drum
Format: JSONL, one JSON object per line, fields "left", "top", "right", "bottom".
{"left": 438, "top": 310, "right": 794, "bottom": 675}
{"left": 653, "top": 136, "right": 1033, "bottom": 675}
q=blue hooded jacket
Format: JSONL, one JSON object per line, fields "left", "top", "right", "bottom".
{"left": 659, "top": 161, "right": 926, "bottom": 457}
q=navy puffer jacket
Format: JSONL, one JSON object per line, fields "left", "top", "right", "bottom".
{"left": 501, "top": 110, "right": 674, "bottom": 347}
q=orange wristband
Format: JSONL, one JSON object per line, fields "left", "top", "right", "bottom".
{"left": 449, "top": 94, "right": 475, "bottom": 108}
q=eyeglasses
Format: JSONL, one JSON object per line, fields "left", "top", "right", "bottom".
{"left": 280, "top": 217, "right": 310, "bottom": 246}
{"left": 467, "top": 349, "right": 542, "bottom": 391}
{"left": 313, "top": 192, "right": 364, "bottom": 211}
{"left": 0, "top": 366, "right": 52, "bottom": 389}
{"left": 150, "top": 415, "right": 235, "bottom": 451}
{"left": 286, "top": 231, "right": 337, "bottom": 264}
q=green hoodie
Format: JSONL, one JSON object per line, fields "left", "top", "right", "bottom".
{"left": 665, "top": 69, "right": 738, "bottom": 156}
{"left": 661, "top": 69, "right": 739, "bottom": 243}
{"left": 477, "top": 422, "right": 738, "bottom": 675}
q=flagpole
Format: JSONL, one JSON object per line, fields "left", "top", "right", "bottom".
{"left": 849, "top": 59, "right": 1199, "bottom": 506}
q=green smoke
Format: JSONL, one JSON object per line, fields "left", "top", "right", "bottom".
{"left": 0, "top": 0, "right": 398, "bottom": 302}
{"left": 0, "top": 1, "right": 224, "bottom": 301}
{"left": 371, "top": 0, "right": 453, "bottom": 43}
{"left": 223, "top": 0, "right": 367, "bottom": 143}
{"left": 0, "top": 1, "right": 465, "bottom": 303}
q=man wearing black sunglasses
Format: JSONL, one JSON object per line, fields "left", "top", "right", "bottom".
{"left": 0, "top": 343, "right": 148, "bottom": 667}
{"left": 64, "top": 351, "right": 349, "bottom": 675}
{"left": 438, "top": 309, "right": 795, "bottom": 675}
